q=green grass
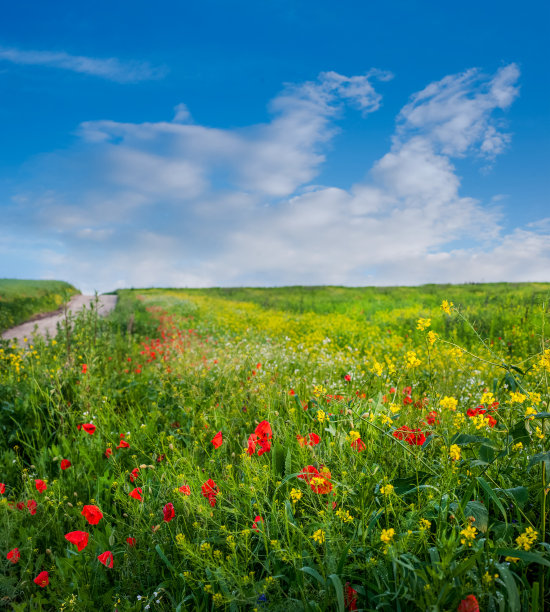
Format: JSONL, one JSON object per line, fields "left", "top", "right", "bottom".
{"left": 0, "top": 283, "right": 549, "bottom": 611}
{"left": 0, "top": 279, "right": 80, "bottom": 333}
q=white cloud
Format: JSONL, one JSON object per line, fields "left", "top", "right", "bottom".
{"left": 0, "top": 45, "right": 166, "bottom": 82}
{"left": 3, "top": 63, "right": 547, "bottom": 293}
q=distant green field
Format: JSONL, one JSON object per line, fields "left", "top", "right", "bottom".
{"left": 0, "top": 279, "right": 80, "bottom": 333}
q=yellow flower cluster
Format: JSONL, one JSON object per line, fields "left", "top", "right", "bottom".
{"left": 460, "top": 525, "right": 477, "bottom": 546}
{"left": 441, "top": 300, "right": 454, "bottom": 315}
{"left": 440, "top": 396, "right": 458, "bottom": 411}
{"left": 380, "top": 484, "right": 394, "bottom": 495}
{"left": 380, "top": 528, "right": 395, "bottom": 544}
{"left": 509, "top": 391, "right": 526, "bottom": 404}
{"left": 311, "top": 529, "right": 325, "bottom": 544}
{"left": 405, "top": 351, "right": 421, "bottom": 368}
{"left": 289, "top": 488, "right": 302, "bottom": 503}
{"left": 416, "top": 318, "right": 431, "bottom": 331}
{"left": 516, "top": 527, "right": 538, "bottom": 551}
{"left": 335, "top": 508, "right": 354, "bottom": 523}
{"left": 449, "top": 444, "right": 461, "bottom": 461}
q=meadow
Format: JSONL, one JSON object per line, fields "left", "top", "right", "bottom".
{"left": 0, "top": 280, "right": 79, "bottom": 334}
{"left": 1, "top": 283, "right": 549, "bottom": 611}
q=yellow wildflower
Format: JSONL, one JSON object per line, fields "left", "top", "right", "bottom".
{"left": 441, "top": 300, "right": 454, "bottom": 315}
{"left": 380, "top": 484, "right": 394, "bottom": 495}
{"left": 516, "top": 527, "right": 538, "bottom": 551}
{"left": 510, "top": 391, "right": 526, "bottom": 404}
{"left": 427, "top": 330, "right": 438, "bottom": 345}
{"left": 311, "top": 529, "right": 325, "bottom": 544}
{"left": 449, "top": 444, "right": 461, "bottom": 461}
{"left": 416, "top": 318, "right": 431, "bottom": 331}
{"left": 460, "top": 525, "right": 477, "bottom": 546}
{"left": 380, "top": 528, "right": 395, "bottom": 544}
{"left": 440, "top": 396, "right": 458, "bottom": 411}
{"left": 316, "top": 409, "right": 326, "bottom": 423}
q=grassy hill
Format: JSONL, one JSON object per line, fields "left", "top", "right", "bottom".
{"left": 0, "top": 279, "right": 80, "bottom": 333}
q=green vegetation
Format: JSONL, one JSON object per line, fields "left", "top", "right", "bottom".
{"left": 1, "top": 283, "right": 549, "bottom": 610}
{"left": 0, "top": 279, "right": 80, "bottom": 333}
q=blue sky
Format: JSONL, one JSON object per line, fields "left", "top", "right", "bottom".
{"left": 1, "top": 0, "right": 548, "bottom": 292}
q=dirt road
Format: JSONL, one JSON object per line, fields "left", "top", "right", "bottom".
{"left": 1, "top": 295, "right": 118, "bottom": 343}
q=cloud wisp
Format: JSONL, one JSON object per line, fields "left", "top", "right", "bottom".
{"left": 0, "top": 45, "right": 167, "bottom": 82}
{"left": 3, "top": 63, "right": 547, "bottom": 293}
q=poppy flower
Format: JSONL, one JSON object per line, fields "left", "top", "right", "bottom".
{"left": 345, "top": 582, "right": 358, "bottom": 611}
{"left": 16, "top": 501, "right": 25, "bottom": 511}
{"left": 298, "top": 465, "right": 319, "bottom": 482}
{"left": 81, "top": 364, "right": 87, "bottom": 374}
{"left": 34, "top": 571, "right": 49, "bottom": 588}
{"left": 393, "top": 426, "right": 427, "bottom": 446}
{"left": 81, "top": 504, "right": 103, "bottom": 525}
{"left": 81, "top": 423, "right": 96, "bottom": 435}
{"left": 35, "top": 480, "right": 47, "bottom": 494}
{"left": 129, "top": 467, "right": 140, "bottom": 483}
{"left": 7, "top": 548, "right": 20, "bottom": 564}
{"left": 117, "top": 439, "right": 130, "bottom": 449}
{"left": 247, "top": 433, "right": 258, "bottom": 455}
{"left": 129, "top": 487, "right": 143, "bottom": 501}
{"left": 163, "top": 502, "right": 175, "bottom": 522}
{"left": 211, "top": 431, "right": 223, "bottom": 449}
{"left": 27, "top": 499, "right": 37, "bottom": 515}
{"left": 458, "top": 595, "right": 480, "bottom": 612}
{"left": 297, "top": 433, "right": 320, "bottom": 447}
{"left": 126, "top": 537, "right": 136, "bottom": 546}
{"left": 105, "top": 448, "right": 113, "bottom": 458}
{"left": 298, "top": 465, "right": 333, "bottom": 494}
{"left": 65, "top": 530, "right": 90, "bottom": 551}
{"left": 252, "top": 515, "right": 264, "bottom": 531}
{"left": 201, "top": 479, "right": 218, "bottom": 507}
{"left": 0, "top": 483, "right": 5, "bottom": 494}
{"left": 60, "top": 459, "right": 72, "bottom": 470}
{"left": 289, "top": 389, "right": 296, "bottom": 396}
{"left": 254, "top": 420, "right": 272, "bottom": 456}
{"left": 179, "top": 484, "right": 191, "bottom": 495}
{"left": 344, "top": 374, "right": 351, "bottom": 382}
{"left": 351, "top": 438, "right": 366, "bottom": 452}
{"left": 97, "top": 550, "right": 114, "bottom": 568}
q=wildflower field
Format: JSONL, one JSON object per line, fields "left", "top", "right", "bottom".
{"left": 1, "top": 283, "right": 550, "bottom": 611}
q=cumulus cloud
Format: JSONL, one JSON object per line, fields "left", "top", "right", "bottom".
{"left": 2, "top": 63, "right": 547, "bottom": 292}
{"left": 0, "top": 45, "right": 167, "bottom": 82}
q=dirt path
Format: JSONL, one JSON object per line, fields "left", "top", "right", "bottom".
{"left": 1, "top": 295, "right": 118, "bottom": 343}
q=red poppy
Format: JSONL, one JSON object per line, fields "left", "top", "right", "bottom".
{"left": 289, "top": 389, "right": 296, "bottom": 396}
{"left": 16, "top": 501, "right": 25, "bottom": 511}
{"left": 7, "top": 548, "right": 20, "bottom": 564}
{"left": 163, "top": 502, "right": 175, "bottom": 522}
{"left": 179, "top": 484, "right": 191, "bottom": 495}
{"left": 297, "top": 433, "right": 320, "bottom": 447}
{"left": 65, "top": 530, "right": 90, "bottom": 551}
{"left": 117, "top": 439, "right": 130, "bottom": 449}
{"left": 105, "top": 448, "right": 113, "bottom": 458}
{"left": 298, "top": 465, "right": 333, "bottom": 494}
{"left": 252, "top": 515, "right": 264, "bottom": 531}
{"left": 81, "top": 423, "right": 96, "bottom": 435}
{"left": 81, "top": 504, "right": 103, "bottom": 525}
{"left": 425, "top": 411, "right": 440, "bottom": 426}
{"left": 393, "top": 425, "right": 427, "bottom": 446}
{"left": 351, "top": 438, "right": 366, "bottom": 452}
{"left": 129, "top": 487, "right": 143, "bottom": 501}
{"left": 344, "top": 374, "right": 351, "bottom": 382}
{"left": 486, "top": 414, "right": 497, "bottom": 427}
{"left": 345, "top": 582, "right": 358, "bottom": 611}
{"left": 60, "top": 459, "right": 72, "bottom": 470}
{"left": 27, "top": 499, "right": 37, "bottom": 515}
{"left": 247, "top": 433, "right": 258, "bottom": 455}
{"left": 201, "top": 479, "right": 219, "bottom": 507}
{"left": 0, "top": 483, "right": 5, "bottom": 494}
{"left": 126, "top": 537, "right": 137, "bottom": 547}
{"left": 211, "top": 431, "right": 223, "bottom": 449}
{"left": 458, "top": 595, "right": 480, "bottom": 612}
{"left": 129, "top": 467, "right": 140, "bottom": 483}
{"left": 81, "top": 364, "right": 87, "bottom": 374}
{"left": 98, "top": 550, "right": 114, "bottom": 568}
{"left": 34, "top": 571, "right": 49, "bottom": 588}
{"left": 254, "top": 420, "right": 272, "bottom": 456}
{"left": 35, "top": 480, "right": 47, "bottom": 494}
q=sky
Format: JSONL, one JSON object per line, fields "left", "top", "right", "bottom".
{"left": 1, "top": 0, "right": 549, "bottom": 293}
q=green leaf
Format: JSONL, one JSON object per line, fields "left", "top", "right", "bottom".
{"left": 464, "top": 500, "right": 488, "bottom": 533}
{"left": 509, "top": 420, "right": 530, "bottom": 444}
{"left": 451, "top": 433, "right": 491, "bottom": 446}
{"left": 155, "top": 545, "right": 175, "bottom": 571}
{"left": 328, "top": 574, "right": 345, "bottom": 612}
{"left": 300, "top": 566, "right": 326, "bottom": 586}
{"left": 495, "top": 486, "right": 528, "bottom": 507}
{"left": 496, "top": 549, "right": 550, "bottom": 567}
{"left": 528, "top": 452, "right": 550, "bottom": 469}
{"left": 476, "top": 476, "right": 508, "bottom": 523}
{"left": 527, "top": 412, "right": 550, "bottom": 419}
{"left": 495, "top": 562, "right": 521, "bottom": 611}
